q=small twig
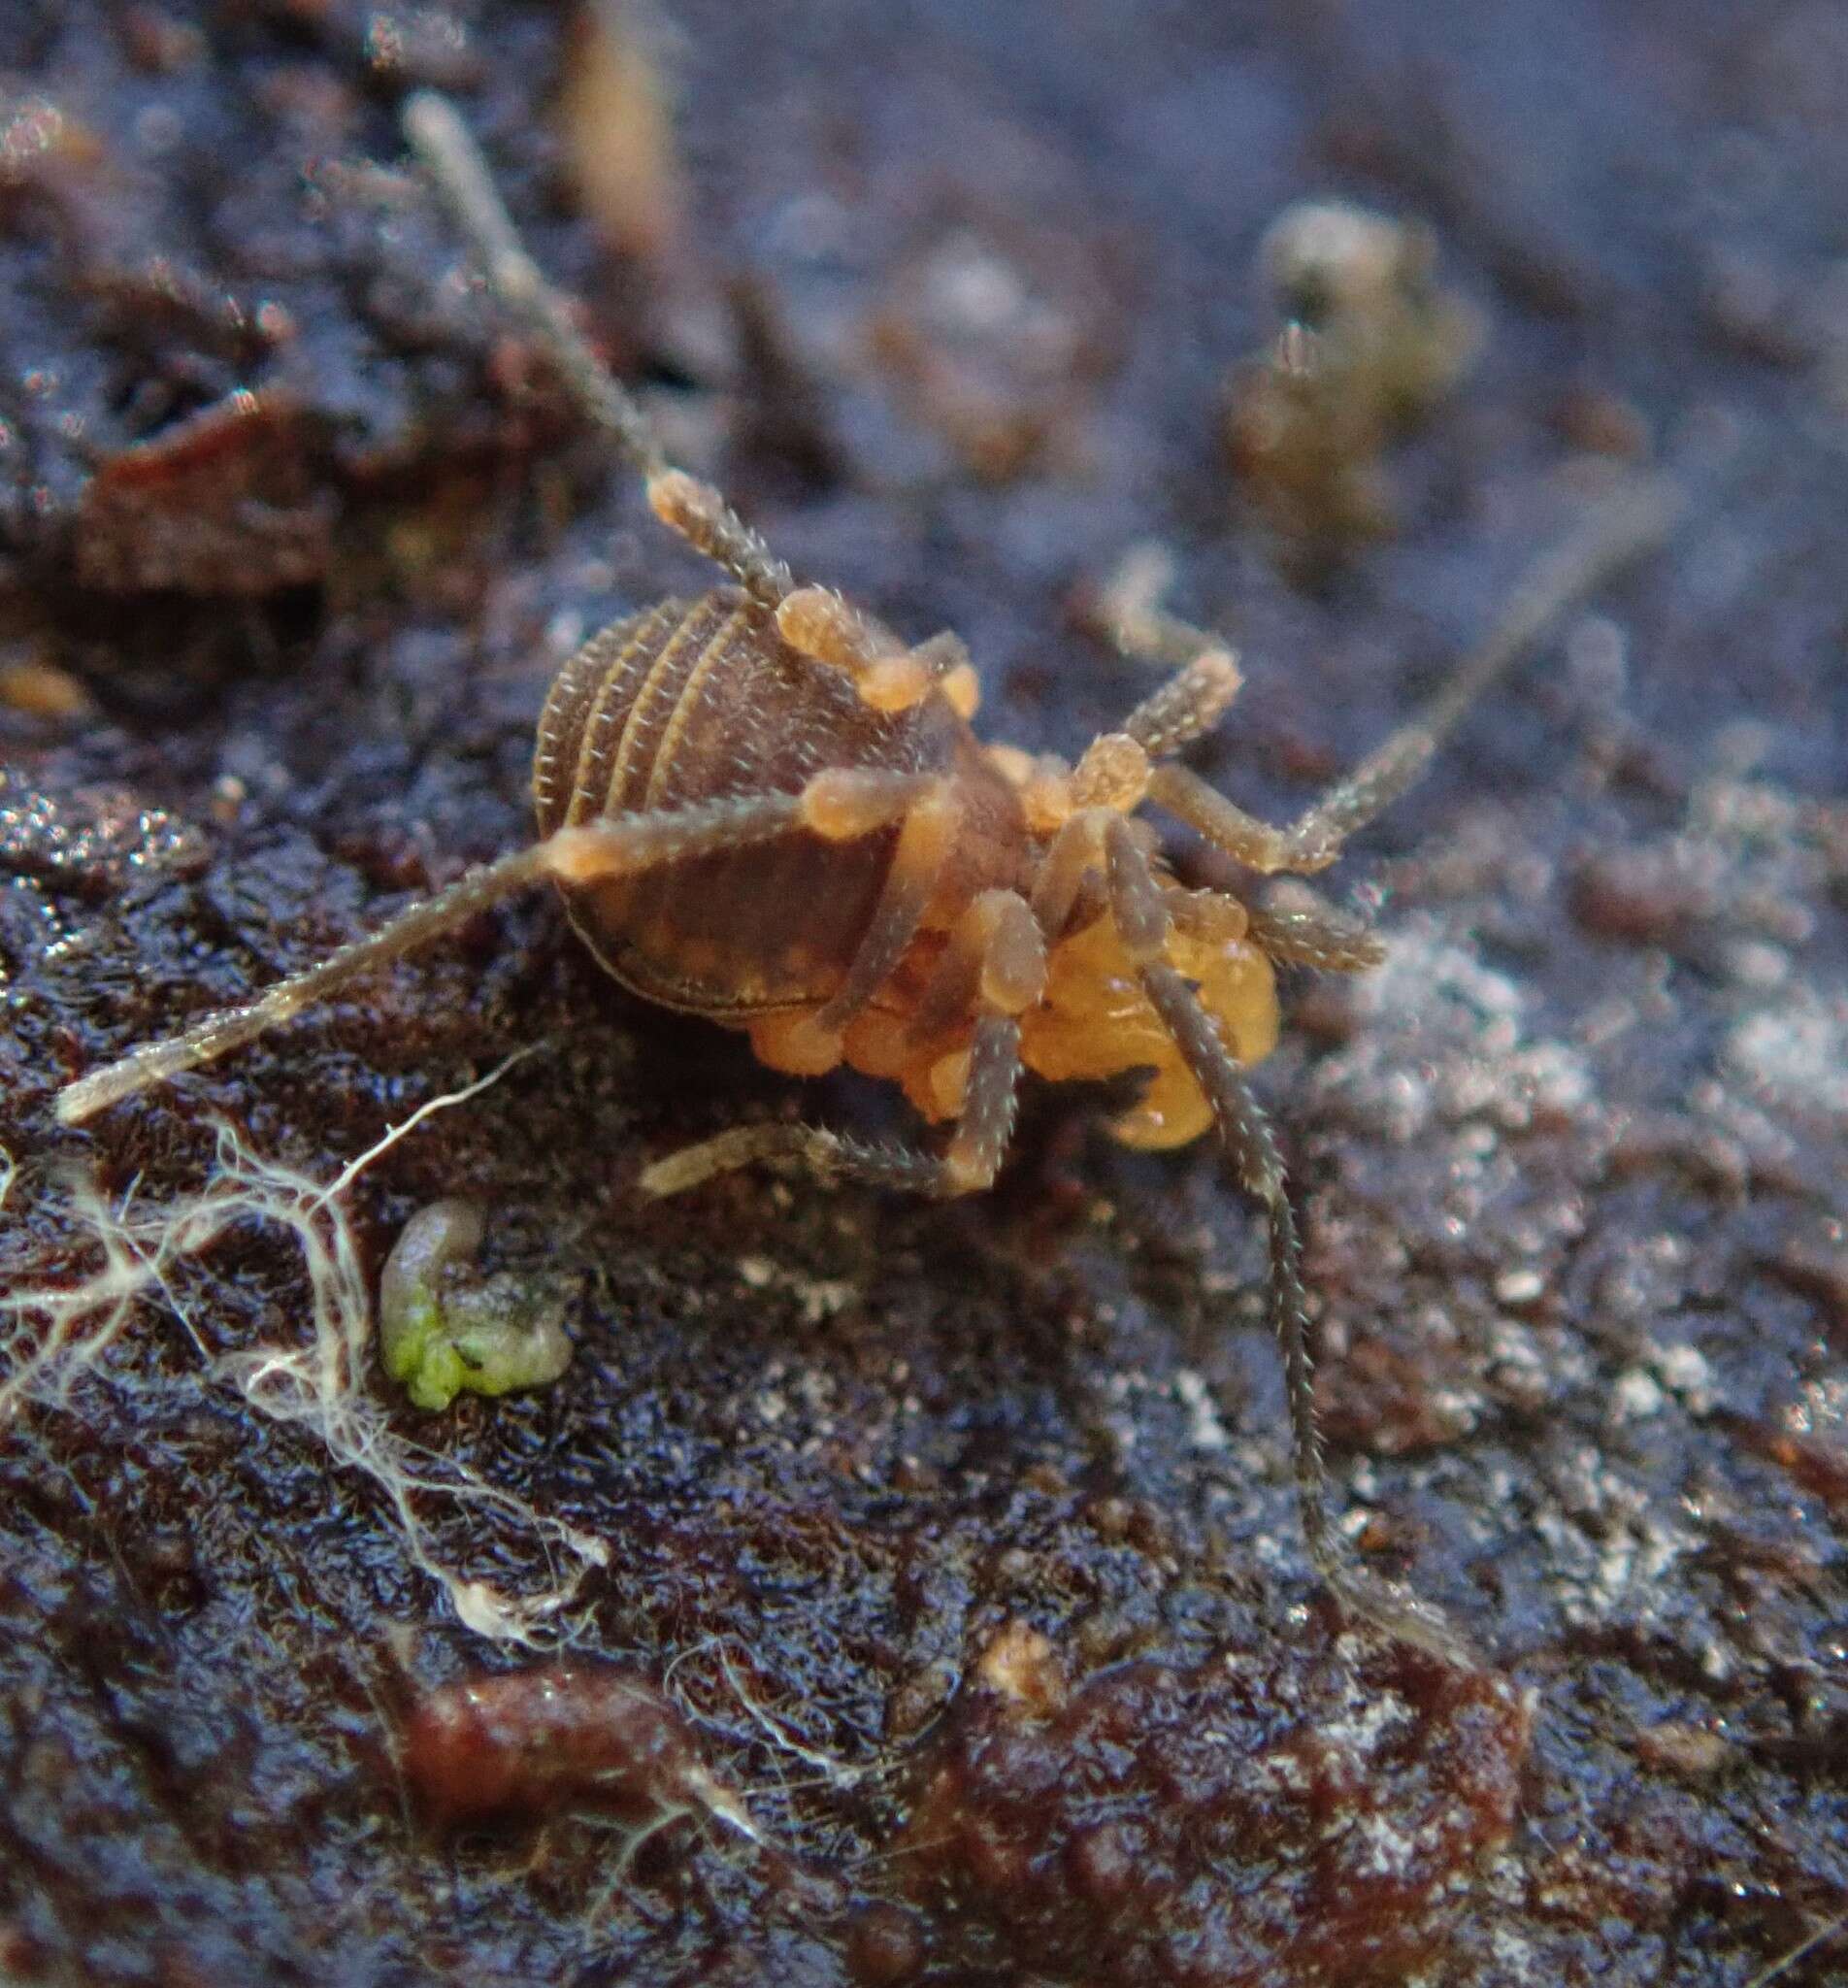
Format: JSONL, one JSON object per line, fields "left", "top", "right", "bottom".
{"left": 1742, "top": 1908, "right": 1848, "bottom": 1988}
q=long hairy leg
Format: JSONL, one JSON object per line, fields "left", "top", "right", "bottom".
{"left": 58, "top": 839, "right": 561, "bottom": 1126}
{"left": 404, "top": 92, "right": 964, "bottom": 714}
{"left": 1090, "top": 542, "right": 1245, "bottom": 759}
{"left": 1139, "top": 962, "right": 1470, "bottom": 1660}
{"left": 1055, "top": 465, "right": 1675, "bottom": 856}
{"left": 1100, "top": 817, "right": 1471, "bottom": 1661}
{"left": 403, "top": 91, "right": 793, "bottom": 613}
{"left": 57, "top": 779, "right": 914, "bottom": 1128}
{"left": 1132, "top": 468, "right": 1687, "bottom": 874}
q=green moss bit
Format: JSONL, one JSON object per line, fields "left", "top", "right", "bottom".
{"left": 380, "top": 1200, "right": 574, "bottom": 1411}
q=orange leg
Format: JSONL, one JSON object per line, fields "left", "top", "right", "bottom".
{"left": 640, "top": 891, "right": 1043, "bottom": 1201}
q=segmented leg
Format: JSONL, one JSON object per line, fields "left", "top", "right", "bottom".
{"left": 57, "top": 839, "right": 559, "bottom": 1125}
{"left": 1094, "top": 540, "right": 1211, "bottom": 671}
{"left": 640, "top": 1015, "right": 1025, "bottom": 1200}
{"left": 1144, "top": 466, "right": 1688, "bottom": 876}
{"left": 1243, "top": 893, "right": 1386, "bottom": 973}
{"left": 1101, "top": 818, "right": 1469, "bottom": 1661}
{"left": 640, "top": 893, "right": 1042, "bottom": 1200}
{"left": 405, "top": 92, "right": 972, "bottom": 721}
{"left": 773, "top": 588, "right": 979, "bottom": 716}
{"left": 1024, "top": 606, "right": 1242, "bottom": 834}
{"left": 56, "top": 782, "right": 898, "bottom": 1127}
{"left": 1028, "top": 809, "right": 1106, "bottom": 936}
{"left": 403, "top": 92, "right": 794, "bottom": 613}
{"left": 1094, "top": 544, "right": 1245, "bottom": 758}
{"left": 992, "top": 569, "right": 1242, "bottom": 847}
{"left": 906, "top": 889, "right": 1047, "bottom": 1047}
{"left": 777, "top": 781, "right": 960, "bottom": 1068}
{"left": 1117, "top": 647, "right": 1243, "bottom": 759}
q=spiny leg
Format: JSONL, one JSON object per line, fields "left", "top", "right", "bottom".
{"left": 1141, "top": 963, "right": 1468, "bottom": 1660}
{"left": 906, "top": 889, "right": 1047, "bottom": 1047}
{"left": 1087, "top": 540, "right": 1247, "bottom": 760}
{"left": 57, "top": 781, "right": 909, "bottom": 1127}
{"left": 1145, "top": 466, "right": 1689, "bottom": 876}
{"left": 771, "top": 590, "right": 980, "bottom": 716}
{"left": 1001, "top": 628, "right": 1242, "bottom": 864}
{"left": 58, "top": 838, "right": 557, "bottom": 1126}
{"left": 1158, "top": 873, "right": 1385, "bottom": 975}
{"left": 637, "top": 1016, "right": 1024, "bottom": 1201}
{"left": 1001, "top": 678, "right": 1243, "bottom": 920}
{"left": 403, "top": 92, "right": 792, "bottom": 613}
{"left": 1049, "top": 633, "right": 1241, "bottom": 822}
{"left": 640, "top": 892, "right": 1042, "bottom": 1200}
{"left": 404, "top": 92, "right": 967, "bottom": 718}
{"left": 940, "top": 1008, "right": 1028, "bottom": 1193}
{"left": 1116, "top": 647, "right": 1243, "bottom": 759}
{"left": 1100, "top": 817, "right": 1470, "bottom": 1661}
{"left": 1243, "top": 893, "right": 1386, "bottom": 973}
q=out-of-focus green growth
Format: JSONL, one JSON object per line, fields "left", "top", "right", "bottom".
{"left": 1225, "top": 200, "right": 1483, "bottom": 564}
{"left": 380, "top": 1200, "right": 574, "bottom": 1411}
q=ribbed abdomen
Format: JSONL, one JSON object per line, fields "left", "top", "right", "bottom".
{"left": 533, "top": 587, "right": 987, "bottom": 1016}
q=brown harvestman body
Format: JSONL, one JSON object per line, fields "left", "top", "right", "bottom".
{"left": 56, "top": 93, "right": 1686, "bottom": 1662}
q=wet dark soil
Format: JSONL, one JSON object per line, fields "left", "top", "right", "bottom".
{"left": 2, "top": 3, "right": 1845, "bottom": 1984}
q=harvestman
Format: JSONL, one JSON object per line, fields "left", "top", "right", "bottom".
{"left": 58, "top": 94, "right": 1688, "bottom": 1661}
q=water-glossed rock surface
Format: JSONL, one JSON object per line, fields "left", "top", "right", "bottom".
{"left": 2, "top": 2, "right": 1844, "bottom": 1985}
{"left": 900, "top": 1622, "right": 1533, "bottom": 1985}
